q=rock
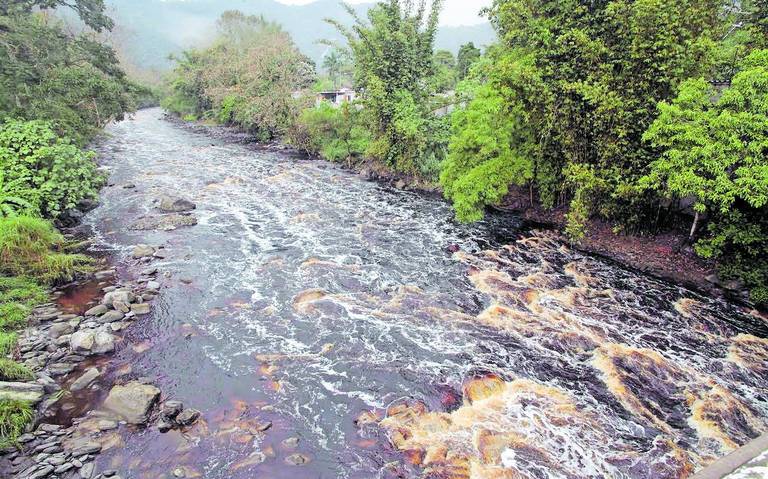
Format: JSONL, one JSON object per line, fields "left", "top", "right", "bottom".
{"left": 102, "top": 381, "right": 161, "bottom": 424}
{"left": 130, "top": 303, "right": 151, "bottom": 315}
{"left": 69, "top": 439, "right": 101, "bottom": 457}
{"left": 157, "top": 417, "right": 174, "bottom": 433}
{"left": 394, "top": 179, "right": 406, "bottom": 190}
{"left": 173, "top": 468, "right": 185, "bottom": 478}
{"left": 70, "top": 368, "right": 100, "bottom": 392}
{"left": 161, "top": 401, "right": 183, "bottom": 419}
{"left": 130, "top": 214, "right": 198, "bottom": 231}
{"left": 98, "top": 310, "right": 125, "bottom": 323}
{"left": 49, "top": 322, "right": 75, "bottom": 339}
{"left": 175, "top": 408, "right": 200, "bottom": 427}
{"left": 54, "top": 463, "right": 74, "bottom": 474}
{"left": 123, "top": 183, "right": 136, "bottom": 189}
{"left": 158, "top": 196, "right": 196, "bottom": 213}
{"left": 282, "top": 437, "right": 300, "bottom": 448}
{"left": 70, "top": 330, "right": 95, "bottom": 354}
{"left": 112, "top": 301, "right": 130, "bottom": 313}
{"left": 91, "top": 331, "right": 115, "bottom": 355}
{"left": 29, "top": 465, "right": 55, "bottom": 479}
{"left": 146, "top": 281, "right": 161, "bottom": 290}
{"left": 78, "top": 198, "right": 99, "bottom": 211}
{"left": 84, "top": 305, "right": 108, "bottom": 317}
{"left": 102, "top": 290, "right": 135, "bottom": 308}
{"left": 102, "top": 470, "right": 118, "bottom": 477}
{"left": 132, "top": 244, "right": 155, "bottom": 258}
{"left": 79, "top": 462, "right": 95, "bottom": 478}
{"left": 0, "top": 382, "right": 45, "bottom": 404}
{"left": 96, "top": 420, "right": 118, "bottom": 431}
{"left": 47, "top": 363, "right": 75, "bottom": 376}
{"left": 285, "top": 453, "right": 311, "bottom": 466}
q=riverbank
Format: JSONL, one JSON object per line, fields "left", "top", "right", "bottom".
{"left": 165, "top": 113, "right": 757, "bottom": 311}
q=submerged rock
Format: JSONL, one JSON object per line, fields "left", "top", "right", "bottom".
{"left": 175, "top": 408, "right": 201, "bottom": 427}
{"left": 130, "top": 214, "right": 198, "bottom": 231}
{"left": 132, "top": 244, "right": 156, "bottom": 258}
{"left": 158, "top": 195, "right": 196, "bottom": 213}
{"left": 70, "top": 368, "right": 100, "bottom": 392}
{"left": 102, "top": 381, "right": 161, "bottom": 425}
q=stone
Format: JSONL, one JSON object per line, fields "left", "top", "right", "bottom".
{"left": 160, "top": 401, "right": 183, "bottom": 419}
{"left": 157, "top": 417, "right": 174, "bottom": 433}
{"left": 102, "top": 290, "right": 135, "bottom": 308}
{"left": 70, "top": 368, "right": 100, "bottom": 392}
{"left": 175, "top": 408, "right": 200, "bottom": 427}
{"left": 282, "top": 437, "right": 300, "bottom": 448}
{"left": 102, "top": 470, "right": 118, "bottom": 477}
{"left": 96, "top": 420, "right": 118, "bottom": 431}
{"left": 85, "top": 304, "right": 109, "bottom": 316}
{"left": 0, "top": 382, "right": 45, "bottom": 404}
{"left": 130, "top": 303, "right": 151, "bottom": 315}
{"left": 158, "top": 195, "right": 196, "bottom": 213}
{"left": 285, "top": 453, "right": 311, "bottom": 466}
{"left": 79, "top": 462, "right": 95, "bottom": 478}
{"left": 112, "top": 301, "right": 130, "bottom": 313}
{"left": 146, "top": 281, "right": 161, "bottom": 290}
{"left": 69, "top": 439, "right": 101, "bottom": 456}
{"left": 130, "top": 214, "right": 198, "bottom": 231}
{"left": 102, "top": 381, "right": 161, "bottom": 424}
{"left": 49, "top": 322, "right": 75, "bottom": 339}
{"left": 132, "top": 244, "right": 155, "bottom": 258}
{"left": 91, "top": 331, "right": 115, "bottom": 355}
{"left": 28, "top": 465, "right": 55, "bottom": 479}
{"left": 98, "top": 310, "right": 125, "bottom": 323}
{"left": 54, "top": 463, "right": 74, "bottom": 474}
{"left": 47, "top": 363, "right": 76, "bottom": 377}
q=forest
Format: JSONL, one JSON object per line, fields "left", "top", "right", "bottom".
{"left": 163, "top": 0, "right": 768, "bottom": 307}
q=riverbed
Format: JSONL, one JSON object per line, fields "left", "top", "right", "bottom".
{"left": 69, "top": 108, "right": 768, "bottom": 478}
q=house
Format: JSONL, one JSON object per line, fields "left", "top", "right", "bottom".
{"left": 316, "top": 87, "right": 356, "bottom": 106}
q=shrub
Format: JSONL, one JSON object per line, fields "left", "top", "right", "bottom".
{"left": 0, "top": 119, "right": 103, "bottom": 219}
{"left": 0, "top": 359, "right": 33, "bottom": 381}
{"left": 0, "top": 400, "right": 34, "bottom": 448}
{"left": 289, "top": 102, "right": 370, "bottom": 166}
{"left": 0, "top": 216, "right": 90, "bottom": 284}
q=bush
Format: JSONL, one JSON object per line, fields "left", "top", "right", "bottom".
{"left": 0, "top": 216, "right": 90, "bottom": 284}
{"left": 289, "top": 102, "right": 370, "bottom": 166}
{"left": 0, "top": 400, "right": 34, "bottom": 448}
{"left": 0, "top": 119, "right": 104, "bottom": 219}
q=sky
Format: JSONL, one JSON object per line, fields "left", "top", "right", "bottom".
{"left": 275, "top": 0, "right": 493, "bottom": 26}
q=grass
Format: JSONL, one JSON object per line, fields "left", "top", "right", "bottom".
{"left": 0, "top": 332, "right": 17, "bottom": 356}
{"left": 0, "top": 400, "right": 34, "bottom": 448}
{"left": 0, "top": 358, "right": 33, "bottom": 382}
{"left": 0, "top": 216, "right": 91, "bottom": 284}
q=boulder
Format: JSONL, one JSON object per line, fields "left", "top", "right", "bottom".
{"left": 130, "top": 303, "right": 151, "bottom": 315}
{"left": 70, "top": 368, "right": 100, "bottom": 392}
{"left": 98, "top": 310, "right": 125, "bottom": 323}
{"left": 70, "top": 330, "right": 96, "bottom": 355}
{"left": 158, "top": 196, "right": 196, "bottom": 213}
{"left": 84, "top": 304, "right": 108, "bottom": 317}
{"left": 49, "top": 322, "right": 74, "bottom": 339}
{"left": 0, "top": 382, "right": 45, "bottom": 404}
{"left": 91, "top": 330, "right": 115, "bottom": 355}
{"left": 102, "top": 381, "right": 160, "bottom": 425}
{"left": 175, "top": 408, "right": 200, "bottom": 427}
{"left": 132, "top": 244, "right": 155, "bottom": 259}
{"left": 160, "top": 401, "right": 183, "bottom": 419}
{"left": 102, "top": 290, "right": 135, "bottom": 308}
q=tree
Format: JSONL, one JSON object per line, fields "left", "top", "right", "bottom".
{"left": 456, "top": 42, "right": 481, "bottom": 80}
{"left": 2, "top": 0, "right": 114, "bottom": 31}
{"left": 641, "top": 50, "right": 768, "bottom": 304}
{"left": 322, "top": 47, "right": 352, "bottom": 89}
{"left": 328, "top": 0, "right": 448, "bottom": 174}
{"left": 432, "top": 49, "right": 457, "bottom": 91}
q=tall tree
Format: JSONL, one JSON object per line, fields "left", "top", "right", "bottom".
{"left": 456, "top": 42, "right": 481, "bottom": 80}
{"left": 328, "top": 0, "right": 448, "bottom": 174}
{"left": 2, "top": 0, "right": 113, "bottom": 31}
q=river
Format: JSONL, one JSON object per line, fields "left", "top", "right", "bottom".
{"left": 65, "top": 109, "right": 768, "bottom": 478}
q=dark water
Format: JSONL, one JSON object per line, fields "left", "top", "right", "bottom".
{"left": 73, "top": 109, "right": 767, "bottom": 479}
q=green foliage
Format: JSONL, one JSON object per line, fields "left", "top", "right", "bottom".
{"left": 0, "top": 120, "right": 103, "bottom": 219}
{"left": 0, "top": 359, "right": 33, "bottom": 382}
{"left": 432, "top": 49, "right": 457, "bottom": 92}
{"left": 0, "top": 332, "right": 18, "bottom": 357}
{"left": 0, "top": 216, "right": 90, "bottom": 284}
{"left": 0, "top": 171, "right": 38, "bottom": 218}
{"left": 289, "top": 102, "right": 370, "bottom": 165}
{"left": 329, "top": 0, "right": 446, "bottom": 174}
{"left": 163, "top": 11, "right": 315, "bottom": 141}
{"left": 322, "top": 47, "right": 353, "bottom": 89}
{"left": 0, "top": 400, "right": 34, "bottom": 448}
{"left": 456, "top": 42, "right": 481, "bottom": 80}
{"left": 0, "top": 12, "right": 137, "bottom": 143}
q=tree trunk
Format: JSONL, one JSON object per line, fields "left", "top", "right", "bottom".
{"left": 689, "top": 211, "right": 700, "bottom": 241}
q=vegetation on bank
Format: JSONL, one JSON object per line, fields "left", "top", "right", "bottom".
{"left": 0, "top": 0, "right": 137, "bottom": 447}
{"left": 164, "top": 0, "right": 767, "bottom": 307}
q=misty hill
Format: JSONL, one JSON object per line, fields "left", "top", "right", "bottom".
{"left": 106, "top": 0, "right": 497, "bottom": 71}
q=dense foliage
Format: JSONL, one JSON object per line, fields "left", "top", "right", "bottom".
{"left": 163, "top": 11, "right": 316, "bottom": 141}
{"left": 289, "top": 102, "right": 370, "bottom": 165}
{"left": 328, "top": 0, "right": 449, "bottom": 175}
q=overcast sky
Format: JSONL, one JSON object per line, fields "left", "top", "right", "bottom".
{"left": 275, "top": 0, "right": 493, "bottom": 26}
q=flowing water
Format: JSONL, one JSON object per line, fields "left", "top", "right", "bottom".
{"left": 73, "top": 109, "right": 767, "bottom": 479}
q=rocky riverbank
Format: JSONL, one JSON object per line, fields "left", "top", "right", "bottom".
{"left": 0, "top": 237, "right": 202, "bottom": 478}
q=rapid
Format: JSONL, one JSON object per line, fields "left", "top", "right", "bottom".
{"left": 70, "top": 109, "right": 768, "bottom": 479}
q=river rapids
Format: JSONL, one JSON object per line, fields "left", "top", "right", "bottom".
{"left": 69, "top": 109, "right": 768, "bottom": 478}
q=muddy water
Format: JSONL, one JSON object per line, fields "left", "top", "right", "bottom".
{"left": 76, "top": 109, "right": 768, "bottom": 479}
